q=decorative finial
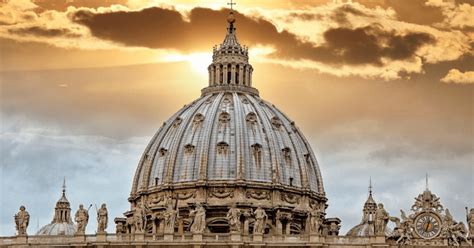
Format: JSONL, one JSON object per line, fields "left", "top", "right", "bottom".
{"left": 425, "top": 173, "right": 429, "bottom": 190}
{"left": 62, "top": 176, "right": 66, "bottom": 195}
{"left": 369, "top": 177, "right": 373, "bottom": 195}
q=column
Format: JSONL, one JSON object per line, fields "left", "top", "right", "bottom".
{"left": 249, "top": 68, "right": 253, "bottom": 86}
{"left": 216, "top": 66, "right": 221, "bottom": 85}
{"left": 209, "top": 66, "right": 215, "bottom": 85}
{"left": 208, "top": 66, "right": 212, "bottom": 85}
{"left": 223, "top": 64, "right": 228, "bottom": 85}
{"left": 244, "top": 66, "right": 249, "bottom": 86}
{"left": 238, "top": 64, "right": 244, "bottom": 85}
{"left": 231, "top": 64, "right": 236, "bottom": 85}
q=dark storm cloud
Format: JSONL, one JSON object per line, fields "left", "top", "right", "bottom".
{"left": 70, "top": 7, "right": 435, "bottom": 66}
{"left": 318, "top": 25, "right": 435, "bottom": 65}
{"left": 8, "top": 26, "right": 81, "bottom": 38}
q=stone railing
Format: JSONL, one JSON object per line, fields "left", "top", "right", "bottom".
{"left": 1, "top": 233, "right": 472, "bottom": 247}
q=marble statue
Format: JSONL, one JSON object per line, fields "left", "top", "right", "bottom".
{"left": 444, "top": 208, "right": 454, "bottom": 225}
{"left": 467, "top": 207, "right": 474, "bottom": 237}
{"left": 253, "top": 206, "right": 267, "bottom": 235}
{"left": 190, "top": 203, "right": 206, "bottom": 233}
{"left": 134, "top": 207, "right": 144, "bottom": 233}
{"left": 163, "top": 201, "right": 177, "bottom": 233}
{"left": 243, "top": 210, "right": 251, "bottom": 234}
{"left": 97, "top": 203, "right": 108, "bottom": 233}
{"left": 309, "top": 207, "right": 322, "bottom": 234}
{"left": 390, "top": 215, "right": 413, "bottom": 245}
{"left": 226, "top": 204, "right": 241, "bottom": 232}
{"left": 446, "top": 222, "right": 470, "bottom": 246}
{"left": 14, "top": 206, "right": 29, "bottom": 236}
{"left": 74, "top": 204, "right": 89, "bottom": 235}
{"left": 375, "top": 203, "right": 389, "bottom": 236}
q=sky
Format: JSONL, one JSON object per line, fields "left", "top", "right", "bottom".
{"left": 0, "top": 0, "right": 473, "bottom": 236}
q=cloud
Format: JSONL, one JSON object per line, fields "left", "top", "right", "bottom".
{"left": 69, "top": 5, "right": 439, "bottom": 80}
{"left": 314, "top": 25, "right": 435, "bottom": 65}
{"left": 0, "top": 119, "right": 145, "bottom": 235}
{"left": 441, "top": 69, "right": 474, "bottom": 84}
{"left": 426, "top": 0, "right": 474, "bottom": 30}
{"left": 0, "top": 0, "right": 472, "bottom": 80}
{"left": 8, "top": 26, "right": 81, "bottom": 37}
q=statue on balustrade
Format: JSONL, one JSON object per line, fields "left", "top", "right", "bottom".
{"left": 163, "top": 201, "right": 177, "bottom": 234}
{"left": 14, "top": 206, "right": 29, "bottom": 236}
{"left": 190, "top": 203, "right": 206, "bottom": 233}
{"left": 309, "top": 207, "right": 322, "bottom": 235}
{"left": 97, "top": 203, "right": 108, "bottom": 233}
{"left": 375, "top": 203, "right": 389, "bottom": 236}
{"left": 227, "top": 204, "right": 241, "bottom": 232}
{"left": 467, "top": 207, "right": 474, "bottom": 238}
{"left": 75, "top": 204, "right": 89, "bottom": 235}
{"left": 134, "top": 207, "right": 144, "bottom": 233}
{"left": 253, "top": 206, "right": 267, "bottom": 235}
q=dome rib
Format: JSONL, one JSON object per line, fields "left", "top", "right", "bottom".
{"left": 131, "top": 99, "right": 198, "bottom": 194}
{"left": 200, "top": 93, "right": 225, "bottom": 181}
{"left": 272, "top": 104, "right": 316, "bottom": 190}
{"left": 265, "top": 101, "right": 307, "bottom": 188}
{"left": 166, "top": 96, "right": 209, "bottom": 184}
{"left": 246, "top": 95, "right": 282, "bottom": 184}
{"left": 232, "top": 93, "right": 245, "bottom": 180}
{"left": 207, "top": 94, "right": 236, "bottom": 180}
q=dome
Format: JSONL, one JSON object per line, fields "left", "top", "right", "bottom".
{"left": 37, "top": 179, "right": 76, "bottom": 236}
{"left": 130, "top": 92, "right": 324, "bottom": 193}
{"left": 130, "top": 10, "right": 324, "bottom": 199}
{"left": 125, "top": 10, "right": 327, "bottom": 236}
{"left": 347, "top": 181, "right": 392, "bottom": 237}
{"left": 37, "top": 223, "right": 76, "bottom": 236}
{"left": 346, "top": 222, "right": 374, "bottom": 237}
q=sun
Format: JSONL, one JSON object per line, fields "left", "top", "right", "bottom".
{"left": 187, "top": 53, "right": 212, "bottom": 75}
{"left": 163, "top": 52, "right": 211, "bottom": 75}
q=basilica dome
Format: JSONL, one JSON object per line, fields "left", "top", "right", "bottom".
{"left": 130, "top": 16, "right": 324, "bottom": 198}
{"left": 125, "top": 11, "right": 327, "bottom": 235}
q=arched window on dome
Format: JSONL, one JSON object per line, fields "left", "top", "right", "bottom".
{"left": 193, "top": 113, "right": 205, "bottom": 128}
{"left": 184, "top": 144, "right": 195, "bottom": 155}
{"left": 271, "top": 117, "right": 282, "bottom": 129}
{"left": 159, "top": 148, "right": 168, "bottom": 157}
{"left": 219, "top": 112, "right": 231, "bottom": 124}
{"left": 246, "top": 112, "right": 257, "bottom": 125}
{"left": 251, "top": 143, "right": 263, "bottom": 168}
{"left": 172, "top": 117, "right": 182, "bottom": 128}
{"left": 216, "top": 142, "right": 229, "bottom": 155}
{"left": 281, "top": 147, "right": 291, "bottom": 166}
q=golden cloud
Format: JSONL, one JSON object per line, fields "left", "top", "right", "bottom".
{"left": 441, "top": 69, "right": 474, "bottom": 84}
{"left": 0, "top": 0, "right": 472, "bottom": 80}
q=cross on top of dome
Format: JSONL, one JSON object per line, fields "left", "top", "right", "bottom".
{"left": 227, "top": 0, "right": 236, "bottom": 11}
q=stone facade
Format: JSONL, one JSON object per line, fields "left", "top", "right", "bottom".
{"left": 1, "top": 9, "right": 472, "bottom": 248}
